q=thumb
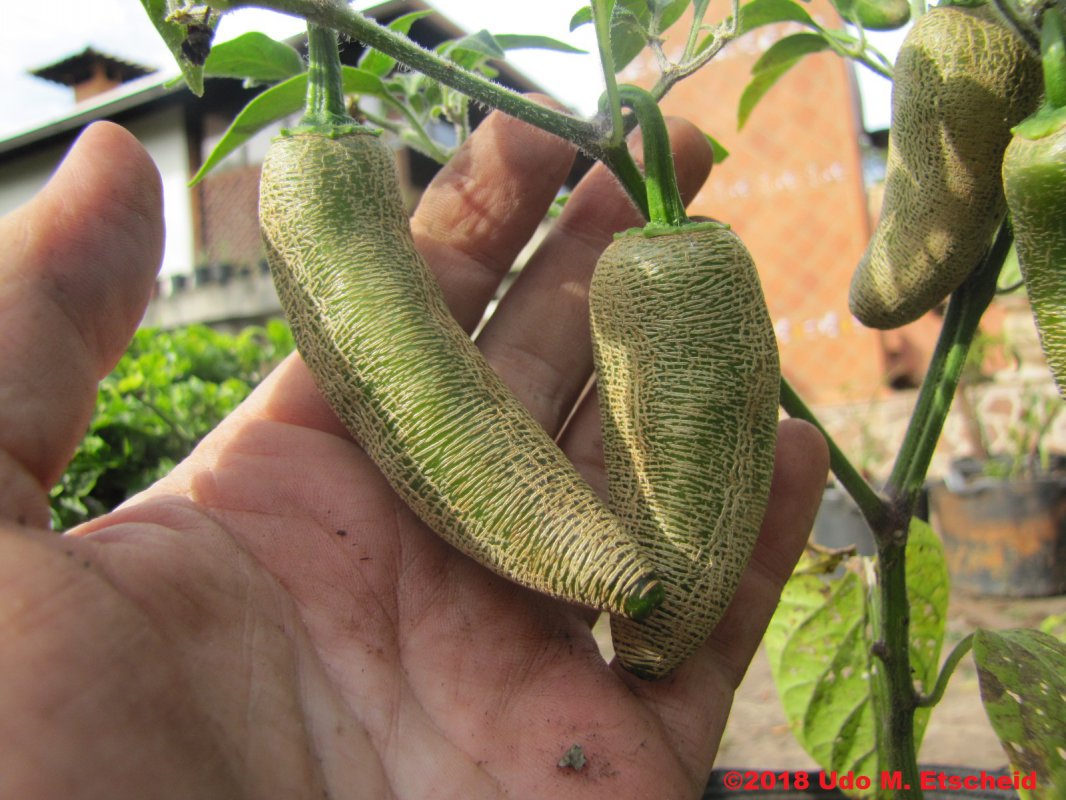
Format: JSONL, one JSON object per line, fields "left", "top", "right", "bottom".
{"left": 0, "top": 121, "right": 164, "bottom": 528}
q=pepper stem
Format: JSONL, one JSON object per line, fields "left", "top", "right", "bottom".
{"left": 1042, "top": 7, "right": 1066, "bottom": 111}
{"left": 301, "top": 24, "right": 357, "bottom": 132}
{"left": 616, "top": 85, "right": 689, "bottom": 229}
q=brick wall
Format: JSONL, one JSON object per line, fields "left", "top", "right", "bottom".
{"left": 197, "top": 164, "right": 264, "bottom": 270}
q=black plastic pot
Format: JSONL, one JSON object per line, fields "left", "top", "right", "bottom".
{"left": 811, "top": 485, "right": 930, "bottom": 559}
{"left": 928, "top": 458, "right": 1066, "bottom": 597}
{"left": 703, "top": 767, "right": 1022, "bottom": 799}
{"left": 812, "top": 485, "right": 876, "bottom": 556}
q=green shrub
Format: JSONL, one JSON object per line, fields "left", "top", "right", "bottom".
{"left": 51, "top": 320, "right": 294, "bottom": 529}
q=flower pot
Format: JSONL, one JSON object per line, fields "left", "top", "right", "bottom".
{"left": 702, "top": 766, "right": 1023, "bottom": 798}
{"left": 928, "top": 459, "right": 1066, "bottom": 597}
{"left": 812, "top": 485, "right": 877, "bottom": 556}
{"left": 811, "top": 486, "right": 930, "bottom": 559}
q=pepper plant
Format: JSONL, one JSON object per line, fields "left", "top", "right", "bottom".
{"left": 138, "top": 0, "right": 1065, "bottom": 797}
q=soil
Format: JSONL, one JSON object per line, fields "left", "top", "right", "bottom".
{"left": 716, "top": 591, "right": 1066, "bottom": 771}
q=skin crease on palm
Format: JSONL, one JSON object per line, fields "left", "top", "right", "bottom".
{"left": 0, "top": 107, "right": 828, "bottom": 799}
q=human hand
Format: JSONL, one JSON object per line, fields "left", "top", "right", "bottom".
{"left": 0, "top": 116, "right": 827, "bottom": 799}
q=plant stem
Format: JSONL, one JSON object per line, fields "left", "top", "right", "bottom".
{"left": 1041, "top": 7, "right": 1066, "bottom": 110}
{"left": 374, "top": 92, "right": 452, "bottom": 163}
{"left": 649, "top": 16, "right": 737, "bottom": 100}
{"left": 682, "top": 0, "right": 714, "bottom": 62}
{"left": 884, "top": 225, "right": 1011, "bottom": 516}
{"left": 916, "top": 633, "right": 974, "bottom": 708}
{"left": 779, "top": 377, "right": 890, "bottom": 531}
{"left": 601, "top": 143, "right": 652, "bottom": 220}
{"left": 616, "top": 86, "right": 688, "bottom": 228}
{"left": 363, "top": 107, "right": 449, "bottom": 164}
{"left": 873, "top": 534, "right": 922, "bottom": 800}
{"left": 215, "top": 0, "right": 603, "bottom": 155}
{"left": 870, "top": 225, "right": 1009, "bottom": 799}
{"left": 593, "top": 0, "right": 625, "bottom": 145}
{"left": 301, "top": 24, "right": 352, "bottom": 130}
{"left": 845, "top": 43, "right": 894, "bottom": 81}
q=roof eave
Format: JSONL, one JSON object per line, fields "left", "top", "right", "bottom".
{"left": 0, "top": 72, "right": 183, "bottom": 157}
{"left": 0, "top": 0, "right": 549, "bottom": 157}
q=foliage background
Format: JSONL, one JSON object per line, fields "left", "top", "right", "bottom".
{"left": 51, "top": 321, "right": 294, "bottom": 529}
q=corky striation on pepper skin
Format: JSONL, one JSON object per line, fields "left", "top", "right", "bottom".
{"left": 849, "top": 4, "right": 1043, "bottom": 329}
{"left": 592, "top": 225, "right": 779, "bottom": 679}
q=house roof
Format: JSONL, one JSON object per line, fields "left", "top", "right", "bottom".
{"left": 0, "top": 0, "right": 546, "bottom": 157}
{"left": 31, "top": 47, "right": 156, "bottom": 87}
{"left": 0, "top": 70, "right": 182, "bottom": 156}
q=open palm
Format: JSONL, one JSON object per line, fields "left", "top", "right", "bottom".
{"left": 0, "top": 115, "right": 827, "bottom": 799}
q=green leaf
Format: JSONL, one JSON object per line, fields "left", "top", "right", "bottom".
{"left": 766, "top": 569, "right": 877, "bottom": 776}
{"left": 570, "top": 6, "right": 594, "bottom": 30}
{"left": 452, "top": 30, "right": 507, "bottom": 59}
{"left": 900, "top": 518, "right": 950, "bottom": 748}
{"left": 738, "top": 62, "right": 793, "bottom": 129}
{"left": 1038, "top": 613, "right": 1066, "bottom": 642}
{"left": 138, "top": 0, "right": 214, "bottom": 95}
{"left": 834, "top": 0, "right": 911, "bottom": 30}
{"left": 766, "top": 519, "right": 949, "bottom": 778}
{"left": 751, "top": 31, "right": 830, "bottom": 72}
{"left": 650, "top": 0, "right": 691, "bottom": 31}
{"left": 706, "top": 132, "right": 731, "bottom": 164}
{"left": 493, "top": 34, "right": 588, "bottom": 54}
{"left": 736, "top": 0, "right": 817, "bottom": 35}
{"left": 831, "top": 0, "right": 858, "bottom": 19}
{"left": 359, "top": 11, "right": 434, "bottom": 77}
{"left": 738, "top": 33, "right": 829, "bottom": 128}
{"left": 440, "top": 30, "right": 506, "bottom": 72}
{"left": 202, "top": 32, "right": 305, "bottom": 83}
{"left": 610, "top": 0, "right": 653, "bottom": 71}
{"left": 974, "top": 629, "right": 1066, "bottom": 798}
{"left": 341, "top": 64, "right": 393, "bottom": 95}
{"left": 190, "top": 67, "right": 388, "bottom": 184}
{"left": 191, "top": 74, "right": 305, "bottom": 184}
{"left": 548, "top": 193, "right": 571, "bottom": 219}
